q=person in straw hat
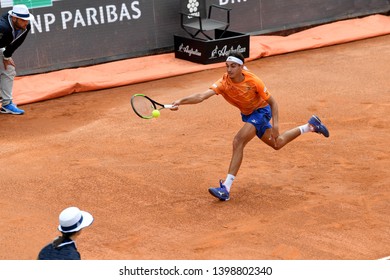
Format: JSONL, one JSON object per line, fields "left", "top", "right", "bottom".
{"left": 0, "top": 4, "right": 34, "bottom": 115}
{"left": 37, "top": 207, "right": 94, "bottom": 260}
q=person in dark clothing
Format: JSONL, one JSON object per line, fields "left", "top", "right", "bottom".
{"left": 0, "top": 4, "right": 34, "bottom": 115}
{"left": 37, "top": 207, "right": 94, "bottom": 260}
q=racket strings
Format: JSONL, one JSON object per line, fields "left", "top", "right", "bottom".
{"left": 132, "top": 96, "right": 155, "bottom": 118}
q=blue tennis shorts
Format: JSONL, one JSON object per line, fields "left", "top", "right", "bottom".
{"left": 241, "top": 105, "right": 272, "bottom": 138}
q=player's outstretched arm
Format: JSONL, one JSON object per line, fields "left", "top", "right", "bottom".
{"left": 172, "top": 89, "right": 216, "bottom": 109}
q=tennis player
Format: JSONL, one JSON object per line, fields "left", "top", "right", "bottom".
{"left": 171, "top": 51, "right": 329, "bottom": 201}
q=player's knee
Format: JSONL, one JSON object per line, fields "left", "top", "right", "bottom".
{"left": 232, "top": 135, "right": 245, "bottom": 150}
{"left": 272, "top": 145, "right": 282, "bottom": 151}
{"left": 274, "top": 138, "right": 286, "bottom": 150}
{"left": 232, "top": 137, "right": 240, "bottom": 150}
{"left": 269, "top": 137, "right": 284, "bottom": 151}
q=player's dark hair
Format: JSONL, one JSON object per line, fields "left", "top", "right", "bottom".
{"left": 229, "top": 51, "right": 245, "bottom": 64}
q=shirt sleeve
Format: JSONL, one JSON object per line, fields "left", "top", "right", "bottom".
{"left": 3, "top": 24, "right": 30, "bottom": 58}
{"left": 209, "top": 78, "right": 224, "bottom": 95}
{"left": 255, "top": 76, "right": 271, "bottom": 101}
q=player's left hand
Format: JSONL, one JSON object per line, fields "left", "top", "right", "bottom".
{"left": 269, "top": 126, "right": 280, "bottom": 146}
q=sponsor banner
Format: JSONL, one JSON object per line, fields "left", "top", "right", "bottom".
{"left": 1, "top": 0, "right": 179, "bottom": 75}
{"left": 1, "top": 0, "right": 388, "bottom": 75}
{"left": 174, "top": 30, "right": 249, "bottom": 64}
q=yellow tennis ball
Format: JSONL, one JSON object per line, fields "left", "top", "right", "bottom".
{"left": 152, "top": 109, "right": 160, "bottom": 118}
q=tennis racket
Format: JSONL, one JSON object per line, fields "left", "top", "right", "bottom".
{"left": 130, "top": 94, "right": 175, "bottom": 119}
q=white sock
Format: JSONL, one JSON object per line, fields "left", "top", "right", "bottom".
{"left": 223, "top": 174, "right": 235, "bottom": 192}
{"left": 299, "top": 124, "right": 311, "bottom": 134}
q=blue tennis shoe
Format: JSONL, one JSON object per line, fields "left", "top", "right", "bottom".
{"left": 308, "top": 115, "right": 329, "bottom": 138}
{"left": 209, "top": 180, "right": 230, "bottom": 201}
{"left": 1, "top": 103, "right": 24, "bottom": 115}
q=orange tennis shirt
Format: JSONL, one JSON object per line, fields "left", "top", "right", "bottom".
{"left": 210, "top": 70, "right": 271, "bottom": 115}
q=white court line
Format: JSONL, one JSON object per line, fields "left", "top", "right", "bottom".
{"left": 377, "top": 256, "right": 390, "bottom": 260}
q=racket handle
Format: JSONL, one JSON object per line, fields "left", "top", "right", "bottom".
{"left": 164, "top": 104, "right": 175, "bottom": 109}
